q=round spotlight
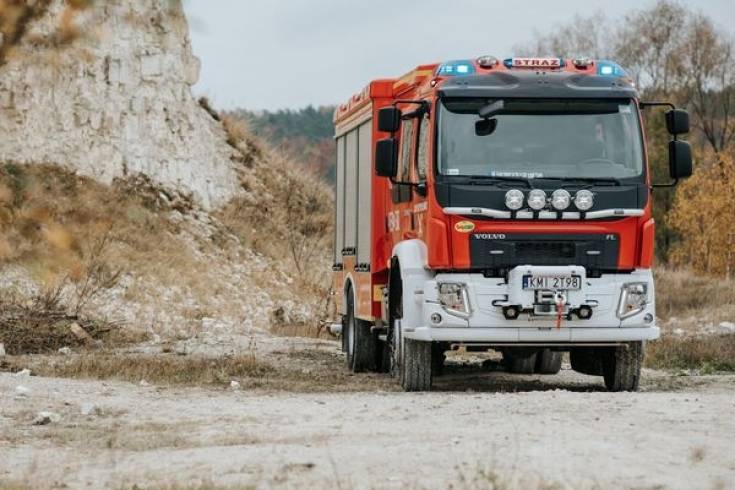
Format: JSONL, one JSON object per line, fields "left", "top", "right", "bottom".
{"left": 574, "top": 190, "right": 594, "bottom": 211}
{"left": 527, "top": 189, "right": 547, "bottom": 211}
{"left": 504, "top": 189, "right": 525, "bottom": 210}
{"left": 551, "top": 189, "right": 571, "bottom": 210}
{"left": 477, "top": 55, "right": 499, "bottom": 68}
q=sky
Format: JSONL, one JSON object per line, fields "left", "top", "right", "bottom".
{"left": 183, "top": 0, "right": 735, "bottom": 111}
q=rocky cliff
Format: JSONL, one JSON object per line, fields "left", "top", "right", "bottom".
{"left": 0, "top": 0, "right": 239, "bottom": 209}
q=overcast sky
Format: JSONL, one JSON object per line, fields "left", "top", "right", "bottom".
{"left": 183, "top": 0, "right": 735, "bottom": 111}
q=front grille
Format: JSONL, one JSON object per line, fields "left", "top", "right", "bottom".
{"left": 516, "top": 241, "right": 576, "bottom": 259}
{"left": 470, "top": 233, "right": 619, "bottom": 271}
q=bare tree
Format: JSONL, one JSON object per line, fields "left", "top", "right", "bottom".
{"left": 678, "top": 14, "right": 735, "bottom": 153}
{"left": 614, "top": 0, "right": 688, "bottom": 93}
{"left": 514, "top": 12, "right": 611, "bottom": 59}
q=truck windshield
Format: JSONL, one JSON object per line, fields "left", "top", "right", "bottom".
{"left": 438, "top": 98, "right": 644, "bottom": 181}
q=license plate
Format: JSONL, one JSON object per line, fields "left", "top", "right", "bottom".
{"left": 523, "top": 275, "right": 581, "bottom": 290}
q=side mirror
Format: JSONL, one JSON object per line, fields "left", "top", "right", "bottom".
{"left": 665, "top": 109, "right": 690, "bottom": 135}
{"left": 475, "top": 118, "right": 498, "bottom": 136}
{"left": 668, "top": 140, "right": 693, "bottom": 180}
{"left": 375, "top": 138, "right": 398, "bottom": 178}
{"left": 378, "top": 107, "right": 402, "bottom": 133}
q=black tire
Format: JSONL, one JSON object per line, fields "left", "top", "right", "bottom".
{"left": 387, "top": 260, "right": 403, "bottom": 379}
{"left": 401, "top": 338, "right": 433, "bottom": 391}
{"left": 507, "top": 352, "right": 538, "bottom": 374}
{"left": 431, "top": 342, "right": 447, "bottom": 376}
{"left": 345, "top": 288, "right": 376, "bottom": 373}
{"left": 376, "top": 337, "right": 391, "bottom": 373}
{"left": 570, "top": 348, "right": 604, "bottom": 376}
{"left": 340, "top": 315, "right": 348, "bottom": 353}
{"left": 602, "top": 342, "right": 643, "bottom": 392}
{"left": 535, "top": 349, "right": 562, "bottom": 375}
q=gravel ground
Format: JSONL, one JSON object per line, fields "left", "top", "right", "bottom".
{"left": 1, "top": 356, "right": 734, "bottom": 490}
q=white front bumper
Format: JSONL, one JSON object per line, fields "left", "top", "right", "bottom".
{"left": 403, "top": 267, "right": 658, "bottom": 343}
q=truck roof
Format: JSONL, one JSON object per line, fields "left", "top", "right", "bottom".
{"left": 334, "top": 56, "right": 636, "bottom": 124}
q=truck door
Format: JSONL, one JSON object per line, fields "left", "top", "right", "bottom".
{"left": 388, "top": 109, "right": 429, "bottom": 243}
{"left": 388, "top": 118, "right": 414, "bottom": 242}
{"left": 412, "top": 113, "right": 430, "bottom": 239}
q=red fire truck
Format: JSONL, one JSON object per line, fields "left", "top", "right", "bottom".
{"left": 330, "top": 56, "right": 692, "bottom": 392}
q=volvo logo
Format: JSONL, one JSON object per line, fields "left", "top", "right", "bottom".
{"left": 474, "top": 233, "right": 507, "bottom": 240}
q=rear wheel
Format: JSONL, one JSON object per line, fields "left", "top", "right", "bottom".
{"left": 535, "top": 349, "right": 562, "bottom": 375}
{"left": 506, "top": 351, "right": 538, "bottom": 374}
{"left": 431, "top": 342, "right": 447, "bottom": 376}
{"left": 345, "top": 287, "right": 376, "bottom": 373}
{"left": 570, "top": 348, "right": 603, "bottom": 376}
{"left": 602, "top": 342, "right": 643, "bottom": 392}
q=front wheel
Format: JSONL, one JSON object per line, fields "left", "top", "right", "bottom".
{"left": 602, "top": 342, "right": 643, "bottom": 392}
{"left": 401, "top": 338, "right": 433, "bottom": 391}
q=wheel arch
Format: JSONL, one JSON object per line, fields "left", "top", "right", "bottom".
{"left": 342, "top": 273, "right": 356, "bottom": 315}
{"left": 390, "top": 239, "right": 434, "bottom": 331}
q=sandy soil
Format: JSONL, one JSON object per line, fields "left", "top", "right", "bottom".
{"left": 1, "top": 352, "right": 734, "bottom": 490}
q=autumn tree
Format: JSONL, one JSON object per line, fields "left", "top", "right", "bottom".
{"left": 667, "top": 152, "right": 735, "bottom": 277}
{"left": 517, "top": 0, "right": 735, "bottom": 264}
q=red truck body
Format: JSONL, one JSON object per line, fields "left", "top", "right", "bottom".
{"left": 330, "top": 56, "right": 690, "bottom": 391}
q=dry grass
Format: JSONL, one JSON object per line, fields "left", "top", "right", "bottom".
{"left": 3, "top": 350, "right": 396, "bottom": 392}
{"left": 654, "top": 268, "right": 735, "bottom": 321}
{"left": 645, "top": 334, "right": 735, "bottom": 373}
{"left": 36, "top": 421, "right": 262, "bottom": 453}
{"left": 0, "top": 483, "right": 31, "bottom": 490}
{"left": 0, "top": 163, "right": 185, "bottom": 284}
{"left": 0, "top": 291, "right": 143, "bottom": 355}
{"left": 216, "top": 111, "right": 336, "bottom": 334}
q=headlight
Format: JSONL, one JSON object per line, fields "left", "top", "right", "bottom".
{"left": 574, "top": 190, "right": 594, "bottom": 211}
{"left": 617, "top": 282, "right": 649, "bottom": 319}
{"left": 551, "top": 189, "right": 571, "bottom": 210}
{"left": 437, "top": 282, "right": 472, "bottom": 318}
{"left": 527, "top": 189, "right": 547, "bottom": 210}
{"left": 505, "top": 189, "right": 525, "bottom": 210}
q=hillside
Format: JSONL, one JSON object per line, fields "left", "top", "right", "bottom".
{"left": 230, "top": 106, "right": 337, "bottom": 183}
{"left": 0, "top": 0, "right": 335, "bottom": 353}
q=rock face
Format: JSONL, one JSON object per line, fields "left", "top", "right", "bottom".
{"left": 0, "top": 0, "right": 239, "bottom": 209}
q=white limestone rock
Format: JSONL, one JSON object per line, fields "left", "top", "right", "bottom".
{"left": 0, "top": 0, "right": 240, "bottom": 210}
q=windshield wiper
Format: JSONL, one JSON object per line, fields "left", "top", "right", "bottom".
{"left": 460, "top": 175, "right": 533, "bottom": 188}
{"left": 534, "top": 177, "right": 623, "bottom": 186}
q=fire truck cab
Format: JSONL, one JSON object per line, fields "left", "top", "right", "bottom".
{"left": 331, "top": 56, "right": 692, "bottom": 392}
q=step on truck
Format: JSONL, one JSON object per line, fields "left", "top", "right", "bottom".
{"left": 330, "top": 56, "right": 692, "bottom": 392}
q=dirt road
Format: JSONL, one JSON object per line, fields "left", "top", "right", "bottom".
{"left": 2, "top": 356, "right": 734, "bottom": 489}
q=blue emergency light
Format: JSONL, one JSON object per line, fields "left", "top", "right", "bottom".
{"left": 596, "top": 60, "right": 628, "bottom": 77}
{"left": 437, "top": 60, "right": 476, "bottom": 76}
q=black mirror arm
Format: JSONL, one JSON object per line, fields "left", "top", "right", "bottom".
{"left": 640, "top": 101, "right": 676, "bottom": 110}
{"left": 394, "top": 100, "right": 431, "bottom": 120}
{"left": 651, "top": 179, "right": 679, "bottom": 191}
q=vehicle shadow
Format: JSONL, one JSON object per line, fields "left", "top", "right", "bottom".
{"left": 430, "top": 360, "right": 607, "bottom": 393}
